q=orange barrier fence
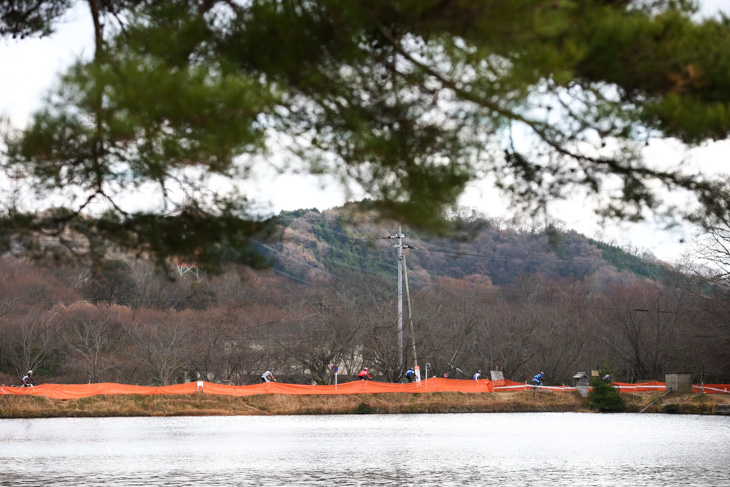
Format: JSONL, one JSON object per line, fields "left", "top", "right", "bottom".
{"left": 693, "top": 384, "right": 730, "bottom": 394}
{"left": 1, "top": 379, "right": 728, "bottom": 400}
{"left": 613, "top": 381, "right": 666, "bottom": 393}
{"left": 0, "top": 378, "right": 491, "bottom": 400}
{"left": 612, "top": 382, "right": 730, "bottom": 394}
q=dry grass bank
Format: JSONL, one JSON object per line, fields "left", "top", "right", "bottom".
{"left": 2, "top": 390, "right": 728, "bottom": 418}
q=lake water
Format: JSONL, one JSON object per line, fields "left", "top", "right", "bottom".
{"left": 0, "top": 413, "right": 728, "bottom": 486}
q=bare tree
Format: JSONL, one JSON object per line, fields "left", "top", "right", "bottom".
{"left": 275, "top": 287, "right": 362, "bottom": 384}
{"left": 597, "top": 281, "right": 693, "bottom": 382}
{"left": 127, "top": 311, "right": 192, "bottom": 385}
{"left": 414, "top": 284, "right": 488, "bottom": 379}
{"left": 682, "top": 225, "right": 730, "bottom": 379}
{"left": 130, "top": 261, "right": 188, "bottom": 310}
{"left": 183, "top": 309, "right": 267, "bottom": 384}
{"left": 2, "top": 309, "right": 60, "bottom": 380}
{"left": 524, "top": 279, "right": 591, "bottom": 384}
{"left": 357, "top": 279, "right": 403, "bottom": 382}
{"left": 488, "top": 305, "right": 537, "bottom": 382}
{"left": 58, "top": 302, "right": 123, "bottom": 383}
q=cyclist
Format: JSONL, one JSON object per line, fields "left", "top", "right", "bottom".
{"left": 260, "top": 369, "right": 276, "bottom": 383}
{"left": 21, "top": 370, "right": 35, "bottom": 387}
{"left": 405, "top": 368, "right": 416, "bottom": 383}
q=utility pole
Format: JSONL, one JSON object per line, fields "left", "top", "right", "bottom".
{"left": 383, "top": 225, "right": 405, "bottom": 370}
{"left": 383, "top": 225, "right": 418, "bottom": 374}
{"left": 397, "top": 224, "right": 404, "bottom": 370}
{"left": 403, "top": 253, "right": 419, "bottom": 381}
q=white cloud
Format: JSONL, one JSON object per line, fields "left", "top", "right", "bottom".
{"left": 0, "top": 4, "right": 92, "bottom": 127}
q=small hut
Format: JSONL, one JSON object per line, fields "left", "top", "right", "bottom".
{"left": 574, "top": 372, "right": 590, "bottom": 397}
{"left": 665, "top": 373, "right": 692, "bottom": 393}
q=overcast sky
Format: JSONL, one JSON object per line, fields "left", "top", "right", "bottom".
{"left": 1, "top": 1, "right": 729, "bottom": 263}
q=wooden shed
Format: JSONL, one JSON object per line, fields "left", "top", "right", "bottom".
{"left": 573, "top": 372, "right": 590, "bottom": 397}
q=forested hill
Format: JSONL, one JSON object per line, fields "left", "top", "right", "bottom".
{"left": 3, "top": 202, "right": 724, "bottom": 387}
{"left": 270, "top": 203, "right": 674, "bottom": 289}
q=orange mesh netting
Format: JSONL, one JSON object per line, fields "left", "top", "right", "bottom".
{"left": 613, "top": 381, "right": 666, "bottom": 393}
{"left": 692, "top": 384, "right": 730, "bottom": 394}
{"left": 0, "top": 378, "right": 492, "bottom": 400}
{"left": 1, "top": 379, "right": 728, "bottom": 400}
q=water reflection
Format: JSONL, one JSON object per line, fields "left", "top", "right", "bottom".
{"left": 0, "top": 413, "right": 728, "bottom": 486}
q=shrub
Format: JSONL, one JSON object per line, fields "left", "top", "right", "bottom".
{"left": 355, "top": 402, "right": 374, "bottom": 414}
{"left": 587, "top": 362, "right": 626, "bottom": 412}
{"left": 662, "top": 404, "right": 680, "bottom": 414}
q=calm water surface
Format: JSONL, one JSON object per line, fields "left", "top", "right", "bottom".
{"left": 0, "top": 413, "right": 728, "bottom": 486}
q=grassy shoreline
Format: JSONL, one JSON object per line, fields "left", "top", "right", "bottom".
{"left": 2, "top": 391, "right": 728, "bottom": 418}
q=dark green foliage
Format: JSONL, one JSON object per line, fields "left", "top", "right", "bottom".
{"left": 662, "top": 404, "right": 680, "bottom": 414}
{"left": 4, "top": 0, "right": 730, "bottom": 274}
{"left": 356, "top": 402, "right": 374, "bottom": 414}
{"left": 590, "top": 240, "right": 667, "bottom": 280}
{"left": 588, "top": 362, "right": 626, "bottom": 412}
{"left": 0, "top": 0, "right": 72, "bottom": 38}
{"left": 88, "top": 205, "right": 278, "bottom": 276}
{"left": 279, "top": 209, "right": 321, "bottom": 225}
{"left": 0, "top": 202, "right": 278, "bottom": 277}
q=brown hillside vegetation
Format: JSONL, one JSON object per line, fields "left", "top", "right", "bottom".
{"left": 2, "top": 392, "right": 728, "bottom": 418}
{"left": 0, "top": 209, "right": 729, "bottom": 388}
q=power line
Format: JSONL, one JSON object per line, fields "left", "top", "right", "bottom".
{"left": 281, "top": 215, "right": 670, "bottom": 272}
{"left": 415, "top": 246, "right": 661, "bottom": 271}
{"left": 0, "top": 287, "right": 698, "bottom": 316}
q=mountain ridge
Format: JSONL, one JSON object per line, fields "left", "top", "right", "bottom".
{"left": 269, "top": 202, "right": 675, "bottom": 289}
